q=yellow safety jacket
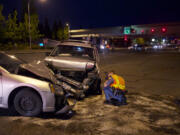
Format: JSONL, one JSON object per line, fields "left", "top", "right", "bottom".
{"left": 110, "top": 74, "right": 126, "bottom": 90}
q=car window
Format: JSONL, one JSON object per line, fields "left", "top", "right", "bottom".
{"left": 0, "top": 53, "right": 10, "bottom": 70}
{"left": 0, "top": 53, "right": 23, "bottom": 73}
{"left": 52, "top": 45, "right": 94, "bottom": 59}
{"left": 0, "top": 66, "right": 9, "bottom": 74}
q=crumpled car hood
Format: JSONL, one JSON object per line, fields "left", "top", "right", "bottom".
{"left": 20, "top": 60, "right": 58, "bottom": 84}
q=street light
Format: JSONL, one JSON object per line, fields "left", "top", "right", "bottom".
{"left": 66, "top": 23, "right": 71, "bottom": 39}
{"left": 28, "top": 0, "right": 31, "bottom": 49}
{"left": 28, "top": 0, "right": 46, "bottom": 49}
{"left": 40, "top": 0, "right": 46, "bottom": 2}
{"left": 66, "top": 23, "right": 69, "bottom": 27}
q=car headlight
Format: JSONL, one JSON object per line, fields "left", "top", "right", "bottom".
{"left": 49, "top": 83, "right": 55, "bottom": 93}
{"left": 49, "top": 84, "right": 64, "bottom": 96}
{"left": 153, "top": 45, "right": 158, "bottom": 49}
{"left": 100, "top": 45, "right": 105, "bottom": 49}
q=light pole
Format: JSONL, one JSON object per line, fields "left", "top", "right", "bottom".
{"left": 28, "top": 0, "right": 46, "bottom": 49}
{"left": 66, "top": 23, "right": 70, "bottom": 39}
{"left": 28, "top": 0, "right": 31, "bottom": 49}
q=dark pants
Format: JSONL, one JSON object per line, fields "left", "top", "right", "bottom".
{"left": 104, "top": 86, "right": 126, "bottom": 103}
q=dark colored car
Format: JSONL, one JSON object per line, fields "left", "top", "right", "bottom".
{"left": 128, "top": 44, "right": 146, "bottom": 51}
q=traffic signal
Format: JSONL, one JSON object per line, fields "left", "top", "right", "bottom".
{"left": 141, "top": 29, "right": 144, "bottom": 34}
{"left": 151, "top": 28, "right": 155, "bottom": 33}
{"left": 124, "top": 35, "right": 128, "bottom": 41}
{"left": 161, "top": 27, "right": 167, "bottom": 33}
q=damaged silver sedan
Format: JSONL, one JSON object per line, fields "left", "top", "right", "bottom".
{"left": 0, "top": 52, "right": 75, "bottom": 117}
{"left": 45, "top": 41, "right": 102, "bottom": 98}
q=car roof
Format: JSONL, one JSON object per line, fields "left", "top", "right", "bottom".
{"left": 58, "top": 41, "right": 93, "bottom": 48}
{"left": 66, "top": 40, "right": 90, "bottom": 44}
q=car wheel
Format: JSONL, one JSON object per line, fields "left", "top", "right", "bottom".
{"left": 14, "top": 89, "right": 42, "bottom": 117}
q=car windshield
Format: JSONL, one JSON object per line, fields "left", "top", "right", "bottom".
{"left": 52, "top": 45, "right": 95, "bottom": 59}
{"left": 0, "top": 53, "right": 23, "bottom": 73}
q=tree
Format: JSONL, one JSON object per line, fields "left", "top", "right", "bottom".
{"left": 0, "top": 5, "right": 4, "bottom": 22}
{"left": 0, "top": 5, "right": 5, "bottom": 42}
{"left": 64, "top": 25, "right": 69, "bottom": 40}
{"left": 57, "top": 27, "right": 64, "bottom": 41}
{"left": 44, "top": 17, "right": 51, "bottom": 38}
{"left": 57, "top": 25, "right": 69, "bottom": 41}
{"left": 23, "top": 13, "right": 30, "bottom": 43}
{"left": 30, "top": 14, "right": 41, "bottom": 41}
{"left": 56, "top": 20, "right": 70, "bottom": 41}
{"left": 24, "top": 13, "right": 41, "bottom": 41}
{"left": 5, "top": 10, "right": 19, "bottom": 43}
{"left": 18, "top": 22, "right": 27, "bottom": 42}
{"left": 52, "top": 20, "right": 58, "bottom": 39}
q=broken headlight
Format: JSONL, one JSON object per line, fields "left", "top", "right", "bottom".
{"left": 86, "top": 62, "right": 95, "bottom": 70}
{"left": 49, "top": 84, "right": 64, "bottom": 96}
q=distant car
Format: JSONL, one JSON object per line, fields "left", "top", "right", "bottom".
{"left": 165, "top": 44, "right": 180, "bottom": 50}
{"left": 0, "top": 52, "right": 75, "bottom": 117}
{"left": 144, "top": 45, "right": 153, "bottom": 51}
{"left": 98, "top": 44, "right": 112, "bottom": 53}
{"left": 45, "top": 41, "right": 102, "bottom": 96}
{"left": 128, "top": 44, "right": 146, "bottom": 51}
{"left": 100, "top": 44, "right": 106, "bottom": 50}
{"left": 152, "top": 45, "right": 164, "bottom": 49}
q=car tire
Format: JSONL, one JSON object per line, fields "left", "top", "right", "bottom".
{"left": 14, "top": 89, "right": 42, "bottom": 117}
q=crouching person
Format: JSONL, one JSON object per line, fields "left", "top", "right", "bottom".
{"left": 103, "top": 71, "right": 127, "bottom": 106}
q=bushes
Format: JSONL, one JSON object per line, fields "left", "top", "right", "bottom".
{"left": 0, "top": 43, "right": 14, "bottom": 50}
{"left": 31, "top": 44, "right": 44, "bottom": 49}
{"left": 0, "top": 43, "right": 44, "bottom": 51}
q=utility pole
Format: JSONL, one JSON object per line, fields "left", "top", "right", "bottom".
{"left": 28, "top": 0, "right": 32, "bottom": 49}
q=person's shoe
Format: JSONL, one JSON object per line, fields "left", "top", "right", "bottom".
{"left": 104, "top": 100, "right": 112, "bottom": 105}
{"left": 113, "top": 101, "right": 128, "bottom": 106}
{"left": 113, "top": 102, "right": 123, "bottom": 106}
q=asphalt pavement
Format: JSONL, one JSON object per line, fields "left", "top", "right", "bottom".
{"left": 100, "top": 51, "right": 180, "bottom": 97}
{"left": 0, "top": 50, "right": 179, "bottom": 135}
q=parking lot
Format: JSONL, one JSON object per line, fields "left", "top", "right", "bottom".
{"left": 0, "top": 50, "right": 180, "bottom": 135}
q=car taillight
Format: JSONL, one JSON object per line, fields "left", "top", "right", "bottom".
{"left": 86, "top": 63, "right": 95, "bottom": 70}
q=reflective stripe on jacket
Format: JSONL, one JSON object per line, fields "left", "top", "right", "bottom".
{"left": 110, "top": 74, "right": 126, "bottom": 90}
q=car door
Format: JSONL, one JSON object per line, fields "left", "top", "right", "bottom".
{"left": 45, "top": 47, "right": 58, "bottom": 65}
{"left": 0, "top": 70, "right": 3, "bottom": 104}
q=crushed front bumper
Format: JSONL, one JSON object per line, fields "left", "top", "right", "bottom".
{"left": 54, "top": 94, "right": 76, "bottom": 115}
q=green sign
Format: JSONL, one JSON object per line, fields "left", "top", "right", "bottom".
{"left": 124, "top": 27, "right": 131, "bottom": 35}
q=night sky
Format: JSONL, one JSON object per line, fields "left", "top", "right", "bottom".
{"left": 0, "top": 0, "right": 180, "bottom": 29}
